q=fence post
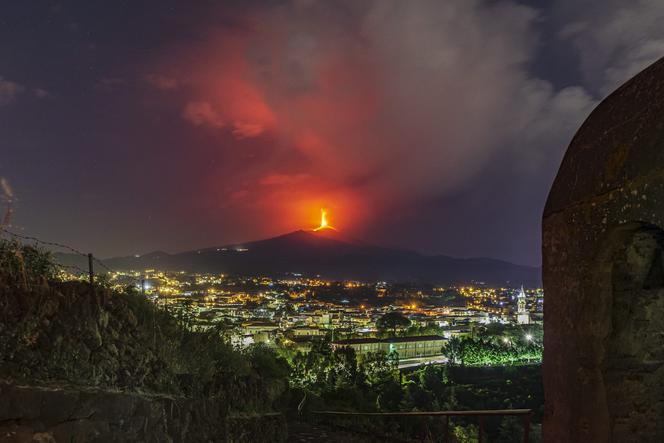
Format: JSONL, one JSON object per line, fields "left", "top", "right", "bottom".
{"left": 522, "top": 412, "right": 531, "bottom": 443}
{"left": 478, "top": 416, "right": 485, "bottom": 442}
{"left": 87, "top": 253, "right": 94, "bottom": 286}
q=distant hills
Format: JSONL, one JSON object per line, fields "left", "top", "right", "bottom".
{"left": 55, "top": 229, "right": 541, "bottom": 286}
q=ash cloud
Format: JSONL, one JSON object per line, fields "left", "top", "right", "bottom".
{"left": 151, "top": 0, "right": 595, "bottom": 211}
{"left": 139, "top": 0, "right": 657, "bottom": 263}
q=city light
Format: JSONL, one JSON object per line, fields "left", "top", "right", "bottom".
{"left": 55, "top": 266, "right": 543, "bottom": 366}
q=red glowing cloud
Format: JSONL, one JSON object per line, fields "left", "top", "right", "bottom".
{"left": 144, "top": 7, "right": 380, "bottom": 235}
{"left": 142, "top": 0, "right": 595, "bottom": 248}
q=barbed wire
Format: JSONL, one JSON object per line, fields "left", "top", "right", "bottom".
{"left": 0, "top": 226, "right": 141, "bottom": 282}
{"left": 0, "top": 226, "right": 145, "bottom": 286}
{"left": 0, "top": 226, "right": 89, "bottom": 257}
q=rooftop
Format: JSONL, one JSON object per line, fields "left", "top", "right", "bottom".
{"left": 332, "top": 335, "right": 445, "bottom": 346}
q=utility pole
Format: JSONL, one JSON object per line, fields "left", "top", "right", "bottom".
{"left": 87, "top": 253, "right": 94, "bottom": 286}
{"left": 141, "top": 276, "right": 146, "bottom": 296}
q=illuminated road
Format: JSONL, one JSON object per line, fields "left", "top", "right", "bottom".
{"left": 398, "top": 355, "right": 448, "bottom": 369}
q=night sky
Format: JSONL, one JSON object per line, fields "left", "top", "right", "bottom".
{"left": 2, "top": 0, "right": 663, "bottom": 266}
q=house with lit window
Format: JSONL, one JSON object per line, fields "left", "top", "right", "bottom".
{"left": 331, "top": 335, "right": 446, "bottom": 359}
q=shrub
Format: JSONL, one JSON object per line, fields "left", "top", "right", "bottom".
{"left": 0, "top": 238, "right": 56, "bottom": 287}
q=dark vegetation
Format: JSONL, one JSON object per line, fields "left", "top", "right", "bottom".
{"left": 376, "top": 311, "right": 412, "bottom": 336}
{"left": 0, "top": 239, "right": 290, "bottom": 440}
{"left": 280, "top": 332, "right": 543, "bottom": 442}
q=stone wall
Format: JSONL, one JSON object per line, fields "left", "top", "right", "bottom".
{"left": 0, "top": 382, "right": 287, "bottom": 442}
{"left": 543, "top": 57, "right": 664, "bottom": 441}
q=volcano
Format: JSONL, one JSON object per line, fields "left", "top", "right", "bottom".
{"left": 55, "top": 229, "right": 540, "bottom": 285}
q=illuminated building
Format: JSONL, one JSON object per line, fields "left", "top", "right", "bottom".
{"left": 516, "top": 285, "right": 531, "bottom": 325}
{"left": 288, "top": 325, "right": 325, "bottom": 337}
{"left": 331, "top": 335, "right": 446, "bottom": 359}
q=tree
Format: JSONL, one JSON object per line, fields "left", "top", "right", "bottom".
{"left": 376, "top": 312, "right": 411, "bottom": 336}
{"left": 290, "top": 337, "right": 334, "bottom": 390}
{"left": 496, "top": 416, "right": 524, "bottom": 443}
{"left": 376, "top": 379, "right": 404, "bottom": 411}
{"left": 329, "top": 345, "right": 359, "bottom": 389}
{"left": 359, "top": 350, "right": 399, "bottom": 387}
{"left": 442, "top": 336, "right": 464, "bottom": 364}
{"left": 403, "top": 380, "right": 434, "bottom": 411}
{"left": 418, "top": 364, "right": 447, "bottom": 400}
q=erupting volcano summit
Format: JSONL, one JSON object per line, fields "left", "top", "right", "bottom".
{"left": 313, "top": 209, "right": 337, "bottom": 232}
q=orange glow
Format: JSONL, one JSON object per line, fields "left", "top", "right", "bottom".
{"left": 313, "top": 208, "right": 336, "bottom": 231}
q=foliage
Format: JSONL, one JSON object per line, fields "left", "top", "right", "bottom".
{"left": 404, "top": 321, "right": 445, "bottom": 337}
{"left": 358, "top": 350, "right": 399, "bottom": 387}
{"left": 476, "top": 322, "right": 543, "bottom": 346}
{"left": 444, "top": 336, "right": 464, "bottom": 364}
{"left": 0, "top": 238, "right": 56, "bottom": 287}
{"left": 442, "top": 328, "right": 542, "bottom": 366}
{"left": 289, "top": 338, "right": 377, "bottom": 394}
{"left": 376, "top": 312, "right": 411, "bottom": 336}
{"left": 282, "top": 327, "right": 543, "bottom": 441}
{"left": 376, "top": 379, "right": 404, "bottom": 411}
{"left": 452, "top": 424, "right": 479, "bottom": 443}
{"left": 496, "top": 416, "right": 524, "bottom": 442}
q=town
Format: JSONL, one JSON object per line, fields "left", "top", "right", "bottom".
{"left": 60, "top": 267, "right": 543, "bottom": 368}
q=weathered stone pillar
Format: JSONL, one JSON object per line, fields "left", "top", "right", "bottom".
{"left": 543, "top": 57, "right": 664, "bottom": 442}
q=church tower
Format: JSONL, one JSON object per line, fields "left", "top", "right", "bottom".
{"left": 516, "top": 285, "right": 530, "bottom": 325}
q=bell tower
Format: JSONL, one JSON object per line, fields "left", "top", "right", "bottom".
{"left": 516, "top": 285, "right": 530, "bottom": 325}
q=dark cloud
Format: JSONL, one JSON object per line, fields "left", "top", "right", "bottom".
{"left": 553, "top": 0, "right": 664, "bottom": 94}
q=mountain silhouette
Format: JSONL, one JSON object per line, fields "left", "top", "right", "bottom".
{"left": 55, "top": 229, "right": 540, "bottom": 285}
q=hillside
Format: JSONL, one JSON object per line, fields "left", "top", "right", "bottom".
{"left": 0, "top": 239, "right": 289, "bottom": 441}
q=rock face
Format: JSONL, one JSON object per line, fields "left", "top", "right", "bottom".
{"left": 543, "top": 57, "right": 664, "bottom": 441}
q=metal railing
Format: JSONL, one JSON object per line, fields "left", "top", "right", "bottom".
{"left": 312, "top": 408, "right": 533, "bottom": 442}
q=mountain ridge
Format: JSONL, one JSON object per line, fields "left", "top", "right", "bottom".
{"left": 55, "top": 229, "right": 541, "bottom": 285}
